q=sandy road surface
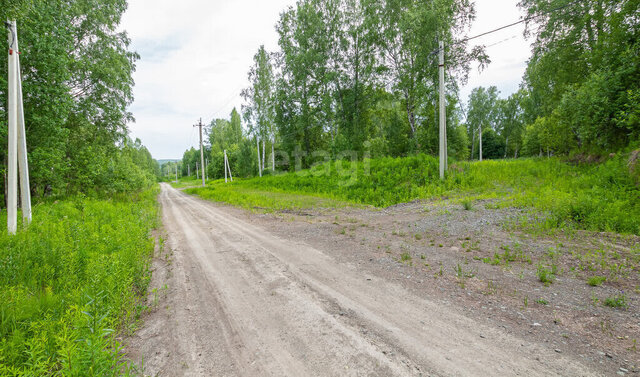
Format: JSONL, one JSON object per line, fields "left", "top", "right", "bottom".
{"left": 128, "top": 183, "right": 598, "bottom": 376}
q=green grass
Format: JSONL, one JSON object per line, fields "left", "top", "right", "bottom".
{"left": 185, "top": 153, "right": 640, "bottom": 235}
{"left": 482, "top": 244, "right": 532, "bottom": 266}
{"left": 537, "top": 264, "right": 557, "bottom": 285}
{"left": 185, "top": 181, "right": 352, "bottom": 212}
{"left": 587, "top": 275, "right": 607, "bottom": 287}
{"left": 0, "top": 189, "right": 158, "bottom": 375}
{"left": 170, "top": 177, "right": 208, "bottom": 188}
{"left": 604, "top": 293, "right": 628, "bottom": 309}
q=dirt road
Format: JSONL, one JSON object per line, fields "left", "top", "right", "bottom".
{"left": 127, "top": 183, "right": 598, "bottom": 376}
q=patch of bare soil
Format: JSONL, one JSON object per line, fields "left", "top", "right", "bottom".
{"left": 238, "top": 199, "right": 640, "bottom": 376}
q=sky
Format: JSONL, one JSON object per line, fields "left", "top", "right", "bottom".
{"left": 121, "top": 0, "right": 534, "bottom": 160}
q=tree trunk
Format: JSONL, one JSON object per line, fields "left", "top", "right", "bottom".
{"left": 262, "top": 139, "right": 266, "bottom": 171}
{"left": 271, "top": 139, "right": 275, "bottom": 171}
{"left": 504, "top": 135, "right": 509, "bottom": 159}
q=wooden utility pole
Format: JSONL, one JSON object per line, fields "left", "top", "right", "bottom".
{"left": 194, "top": 119, "right": 205, "bottom": 186}
{"left": 6, "top": 20, "right": 31, "bottom": 234}
{"left": 438, "top": 40, "right": 447, "bottom": 180}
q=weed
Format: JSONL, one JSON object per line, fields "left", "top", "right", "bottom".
{"left": 461, "top": 199, "right": 474, "bottom": 211}
{"left": 591, "top": 292, "right": 600, "bottom": 306}
{"left": 0, "top": 189, "right": 158, "bottom": 373}
{"left": 400, "top": 253, "right": 412, "bottom": 263}
{"left": 536, "top": 298, "right": 549, "bottom": 305}
{"left": 482, "top": 244, "right": 532, "bottom": 266}
{"left": 604, "top": 293, "right": 628, "bottom": 309}
{"left": 537, "top": 264, "right": 555, "bottom": 285}
{"left": 587, "top": 276, "right": 607, "bottom": 287}
{"left": 484, "top": 280, "right": 498, "bottom": 295}
{"left": 415, "top": 233, "right": 423, "bottom": 240}
{"left": 523, "top": 296, "right": 528, "bottom": 308}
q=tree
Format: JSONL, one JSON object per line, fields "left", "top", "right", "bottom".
{"left": 242, "top": 46, "right": 277, "bottom": 174}
{"left": 519, "top": 0, "right": 640, "bottom": 152}
{"left": 0, "top": 0, "right": 151, "bottom": 200}
{"left": 466, "top": 86, "right": 499, "bottom": 160}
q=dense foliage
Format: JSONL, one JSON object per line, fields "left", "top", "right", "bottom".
{"left": 0, "top": 189, "right": 158, "bottom": 375}
{"left": 189, "top": 152, "right": 640, "bottom": 235}
{"left": 181, "top": 0, "right": 638, "bottom": 176}
{"left": 518, "top": 0, "right": 640, "bottom": 154}
{"left": 0, "top": 0, "right": 159, "bottom": 204}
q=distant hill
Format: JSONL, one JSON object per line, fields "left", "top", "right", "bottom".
{"left": 157, "top": 159, "right": 179, "bottom": 166}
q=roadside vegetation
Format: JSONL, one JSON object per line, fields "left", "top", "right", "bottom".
{"left": 0, "top": 189, "right": 158, "bottom": 375}
{"left": 1, "top": 2, "right": 164, "bottom": 375}
{"left": 186, "top": 151, "right": 640, "bottom": 235}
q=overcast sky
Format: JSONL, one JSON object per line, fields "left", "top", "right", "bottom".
{"left": 121, "top": 0, "right": 533, "bottom": 160}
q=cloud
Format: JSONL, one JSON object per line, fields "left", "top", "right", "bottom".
{"left": 122, "top": 0, "right": 295, "bottom": 159}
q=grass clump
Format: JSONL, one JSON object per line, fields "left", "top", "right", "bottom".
{"left": 482, "top": 244, "right": 532, "bottom": 266}
{"left": 0, "top": 189, "right": 158, "bottom": 375}
{"left": 537, "top": 264, "right": 556, "bottom": 285}
{"left": 461, "top": 199, "right": 474, "bottom": 211}
{"left": 587, "top": 275, "right": 607, "bottom": 287}
{"left": 604, "top": 293, "right": 628, "bottom": 309}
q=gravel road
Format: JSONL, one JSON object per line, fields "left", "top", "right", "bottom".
{"left": 127, "top": 183, "right": 599, "bottom": 376}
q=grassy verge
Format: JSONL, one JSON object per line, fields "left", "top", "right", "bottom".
{"left": 0, "top": 188, "right": 159, "bottom": 376}
{"left": 185, "top": 182, "right": 351, "bottom": 211}
{"left": 186, "top": 152, "right": 639, "bottom": 235}
{"left": 170, "top": 177, "right": 206, "bottom": 189}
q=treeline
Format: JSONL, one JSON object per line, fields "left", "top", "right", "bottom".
{"left": 465, "top": 0, "right": 640, "bottom": 159}
{"left": 180, "top": 0, "right": 639, "bottom": 180}
{"left": 1, "top": 0, "right": 159, "bottom": 204}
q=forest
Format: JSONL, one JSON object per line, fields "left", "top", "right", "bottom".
{"left": 179, "top": 0, "right": 639, "bottom": 179}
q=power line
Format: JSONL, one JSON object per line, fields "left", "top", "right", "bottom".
{"left": 439, "top": 0, "right": 581, "bottom": 53}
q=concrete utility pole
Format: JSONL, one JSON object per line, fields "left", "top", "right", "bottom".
{"left": 6, "top": 20, "right": 31, "bottom": 234}
{"left": 224, "top": 150, "right": 228, "bottom": 183}
{"left": 224, "top": 150, "right": 233, "bottom": 182}
{"left": 256, "top": 137, "right": 262, "bottom": 177}
{"left": 438, "top": 40, "right": 447, "bottom": 180}
{"left": 194, "top": 118, "right": 205, "bottom": 187}
{"left": 479, "top": 125, "right": 483, "bottom": 162}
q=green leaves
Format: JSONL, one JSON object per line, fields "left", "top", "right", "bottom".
{"left": 0, "top": 0, "right": 151, "bottom": 199}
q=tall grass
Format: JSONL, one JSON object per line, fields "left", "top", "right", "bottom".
{"left": 0, "top": 189, "right": 158, "bottom": 375}
{"left": 189, "top": 153, "right": 640, "bottom": 235}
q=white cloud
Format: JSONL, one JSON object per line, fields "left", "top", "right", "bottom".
{"left": 122, "top": 0, "right": 533, "bottom": 159}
